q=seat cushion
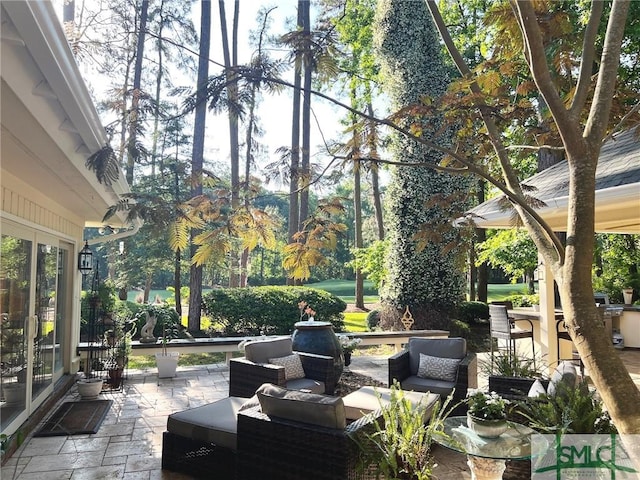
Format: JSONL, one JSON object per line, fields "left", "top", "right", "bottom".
{"left": 342, "top": 386, "right": 439, "bottom": 421}
{"left": 408, "top": 338, "right": 466, "bottom": 376}
{"left": 245, "top": 337, "right": 292, "bottom": 364}
{"left": 256, "top": 383, "right": 346, "bottom": 429}
{"left": 166, "top": 396, "right": 248, "bottom": 450}
{"left": 417, "top": 353, "right": 460, "bottom": 382}
{"left": 269, "top": 353, "right": 305, "bottom": 380}
{"left": 400, "top": 375, "right": 455, "bottom": 397}
{"left": 286, "top": 377, "right": 325, "bottom": 394}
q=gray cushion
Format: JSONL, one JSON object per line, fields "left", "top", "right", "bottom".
{"left": 408, "top": 337, "right": 466, "bottom": 376}
{"left": 245, "top": 337, "right": 292, "bottom": 364}
{"left": 166, "top": 396, "right": 247, "bottom": 450}
{"left": 269, "top": 353, "right": 305, "bottom": 380}
{"left": 417, "top": 353, "right": 460, "bottom": 382}
{"left": 400, "top": 375, "right": 455, "bottom": 396}
{"left": 256, "top": 383, "right": 346, "bottom": 429}
{"left": 286, "top": 378, "right": 325, "bottom": 394}
{"left": 342, "top": 386, "right": 439, "bottom": 420}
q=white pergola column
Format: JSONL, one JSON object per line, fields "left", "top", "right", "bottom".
{"left": 538, "top": 258, "right": 559, "bottom": 372}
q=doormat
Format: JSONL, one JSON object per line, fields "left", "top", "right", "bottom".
{"left": 34, "top": 400, "right": 112, "bottom": 437}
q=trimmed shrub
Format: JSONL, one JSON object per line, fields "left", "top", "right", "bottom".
{"left": 366, "top": 310, "right": 381, "bottom": 330}
{"left": 202, "top": 286, "right": 346, "bottom": 336}
{"left": 457, "top": 301, "right": 489, "bottom": 324}
{"left": 449, "top": 319, "right": 471, "bottom": 338}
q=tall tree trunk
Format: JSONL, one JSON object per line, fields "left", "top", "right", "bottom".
{"left": 475, "top": 179, "right": 487, "bottom": 302}
{"left": 150, "top": 0, "right": 166, "bottom": 178}
{"left": 126, "top": 0, "right": 149, "bottom": 185}
{"left": 219, "top": 0, "right": 241, "bottom": 287}
{"left": 299, "top": 0, "right": 311, "bottom": 227}
{"left": 188, "top": 0, "right": 211, "bottom": 332}
{"left": 367, "top": 102, "right": 384, "bottom": 240}
{"left": 287, "top": 1, "right": 304, "bottom": 285}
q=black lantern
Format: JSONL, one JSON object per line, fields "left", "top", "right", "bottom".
{"left": 78, "top": 241, "right": 93, "bottom": 275}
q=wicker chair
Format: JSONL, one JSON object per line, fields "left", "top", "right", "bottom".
{"left": 237, "top": 405, "right": 381, "bottom": 480}
{"left": 229, "top": 337, "right": 336, "bottom": 397}
{"left": 489, "top": 304, "right": 536, "bottom": 373}
{"left": 388, "top": 337, "right": 477, "bottom": 414}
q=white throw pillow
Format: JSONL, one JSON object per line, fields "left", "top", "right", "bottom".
{"left": 417, "top": 353, "right": 460, "bottom": 382}
{"left": 548, "top": 361, "right": 578, "bottom": 396}
{"left": 269, "top": 353, "right": 305, "bottom": 380}
{"left": 527, "top": 378, "right": 547, "bottom": 397}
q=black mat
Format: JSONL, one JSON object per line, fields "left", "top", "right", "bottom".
{"left": 34, "top": 400, "right": 112, "bottom": 437}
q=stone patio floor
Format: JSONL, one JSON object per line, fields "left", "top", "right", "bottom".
{"left": 2, "top": 349, "right": 639, "bottom": 480}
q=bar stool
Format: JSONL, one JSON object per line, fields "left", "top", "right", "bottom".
{"left": 556, "top": 319, "right": 584, "bottom": 376}
{"left": 489, "top": 304, "right": 536, "bottom": 373}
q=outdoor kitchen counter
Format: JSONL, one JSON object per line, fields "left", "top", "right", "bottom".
{"left": 619, "top": 307, "right": 640, "bottom": 348}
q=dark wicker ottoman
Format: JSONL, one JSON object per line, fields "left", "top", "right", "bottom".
{"left": 162, "top": 396, "right": 249, "bottom": 479}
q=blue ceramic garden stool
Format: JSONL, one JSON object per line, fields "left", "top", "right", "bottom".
{"left": 291, "top": 321, "right": 344, "bottom": 387}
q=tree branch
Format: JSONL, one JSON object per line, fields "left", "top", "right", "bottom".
{"left": 570, "top": 1, "right": 604, "bottom": 115}
{"left": 584, "top": 0, "right": 631, "bottom": 144}
{"left": 426, "top": 0, "right": 565, "bottom": 263}
{"left": 512, "top": 1, "right": 580, "bottom": 147}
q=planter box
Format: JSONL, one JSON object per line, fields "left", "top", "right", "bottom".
{"left": 488, "top": 375, "right": 549, "bottom": 399}
{"left": 156, "top": 351, "right": 179, "bottom": 378}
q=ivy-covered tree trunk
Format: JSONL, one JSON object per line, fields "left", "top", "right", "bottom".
{"left": 374, "top": 0, "right": 470, "bottom": 329}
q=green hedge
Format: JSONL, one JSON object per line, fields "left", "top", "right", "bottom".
{"left": 202, "top": 286, "right": 346, "bottom": 336}
{"left": 456, "top": 301, "right": 490, "bottom": 324}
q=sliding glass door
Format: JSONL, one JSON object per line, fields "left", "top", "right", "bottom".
{"left": 1, "top": 224, "right": 71, "bottom": 435}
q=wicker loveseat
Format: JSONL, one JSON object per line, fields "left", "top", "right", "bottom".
{"left": 229, "top": 337, "right": 336, "bottom": 397}
{"left": 162, "top": 383, "right": 381, "bottom": 480}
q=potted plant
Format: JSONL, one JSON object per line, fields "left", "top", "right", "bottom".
{"left": 337, "top": 334, "right": 361, "bottom": 366}
{"left": 106, "top": 317, "right": 134, "bottom": 388}
{"left": 465, "top": 390, "right": 509, "bottom": 438}
{"left": 484, "top": 351, "right": 547, "bottom": 399}
{"left": 136, "top": 305, "right": 181, "bottom": 378}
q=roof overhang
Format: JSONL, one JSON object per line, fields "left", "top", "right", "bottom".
{"left": 466, "top": 130, "right": 640, "bottom": 234}
{"left": 1, "top": 1, "right": 136, "bottom": 229}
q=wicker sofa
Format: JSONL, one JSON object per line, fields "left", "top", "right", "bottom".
{"left": 162, "top": 384, "right": 381, "bottom": 480}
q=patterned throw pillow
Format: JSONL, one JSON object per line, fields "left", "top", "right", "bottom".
{"left": 269, "top": 353, "right": 306, "bottom": 380}
{"left": 417, "top": 353, "right": 460, "bottom": 382}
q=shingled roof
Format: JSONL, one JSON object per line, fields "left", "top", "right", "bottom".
{"left": 468, "top": 128, "right": 640, "bottom": 234}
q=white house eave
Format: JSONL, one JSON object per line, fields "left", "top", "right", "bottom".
{"left": 1, "top": 1, "right": 131, "bottom": 226}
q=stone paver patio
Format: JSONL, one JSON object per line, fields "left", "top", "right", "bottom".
{"left": 2, "top": 349, "right": 639, "bottom": 480}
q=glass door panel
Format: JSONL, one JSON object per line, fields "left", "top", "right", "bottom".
{"left": 32, "top": 242, "right": 58, "bottom": 400}
{"left": 0, "top": 234, "right": 31, "bottom": 431}
{"left": 53, "top": 246, "right": 69, "bottom": 379}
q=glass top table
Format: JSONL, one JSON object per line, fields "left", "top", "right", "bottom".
{"left": 437, "top": 416, "right": 545, "bottom": 479}
{"left": 440, "top": 416, "right": 537, "bottom": 460}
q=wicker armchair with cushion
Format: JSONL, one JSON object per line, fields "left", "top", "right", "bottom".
{"left": 388, "top": 337, "right": 477, "bottom": 413}
{"left": 237, "top": 384, "right": 381, "bottom": 480}
{"left": 229, "top": 337, "right": 336, "bottom": 397}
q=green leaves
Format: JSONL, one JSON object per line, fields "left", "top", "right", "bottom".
{"left": 86, "top": 145, "right": 120, "bottom": 186}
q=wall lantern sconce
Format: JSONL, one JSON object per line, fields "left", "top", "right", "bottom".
{"left": 78, "top": 241, "right": 93, "bottom": 275}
